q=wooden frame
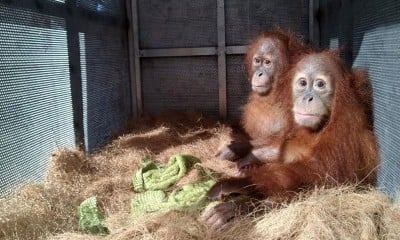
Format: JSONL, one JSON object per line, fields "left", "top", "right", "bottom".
{"left": 127, "top": 0, "right": 316, "bottom": 119}
{"left": 127, "top": 0, "right": 142, "bottom": 116}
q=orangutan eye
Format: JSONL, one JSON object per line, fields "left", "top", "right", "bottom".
{"left": 254, "top": 58, "right": 261, "bottom": 64}
{"left": 298, "top": 78, "right": 307, "bottom": 87}
{"left": 316, "top": 79, "right": 326, "bottom": 89}
{"left": 264, "top": 59, "right": 271, "bottom": 65}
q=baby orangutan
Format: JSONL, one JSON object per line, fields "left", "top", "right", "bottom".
{"left": 217, "top": 35, "right": 374, "bottom": 173}
{"left": 216, "top": 29, "right": 310, "bottom": 172}
{"left": 202, "top": 51, "right": 379, "bottom": 229}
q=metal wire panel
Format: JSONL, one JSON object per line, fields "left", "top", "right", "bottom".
{"left": 76, "top": 0, "right": 124, "bottom": 16}
{"left": 320, "top": 0, "right": 400, "bottom": 198}
{"left": 351, "top": 0, "right": 400, "bottom": 198}
{"left": 225, "top": 0, "right": 310, "bottom": 46}
{"left": 137, "top": 0, "right": 217, "bottom": 49}
{"left": 0, "top": 0, "right": 130, "bottom": 194}
{"left": 79, "top": 23, "right": 131, "bottom": 151}
{"left": 141, "top": 57, "right": 219, "bottom": 116}
{"left": 0, "top": 5, "right": 74, "bottom": 194}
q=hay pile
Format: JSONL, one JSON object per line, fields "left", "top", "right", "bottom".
{"left": 252, "top": 187, "right": 400, "bottom": 240}
{"left": 0, "top": 110, "right": 399, "bottom": 240}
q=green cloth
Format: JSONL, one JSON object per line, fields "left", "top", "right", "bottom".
{"left": 133, "top": 154, "right": 200, "bottom": 192}
{"left": 77, "top": 196, "right": 109, "bottom": 234}
{"left": 77, "top": 154, "right": 217, "bottom": 232}
{"left": 168, "top": 179, "right": 216, "bottom": 209}
{"left": 131, "top": 190, "right": 168, "bottom": 218}
{"left": 131, "top": 179, "right": 216, "bottom": 218}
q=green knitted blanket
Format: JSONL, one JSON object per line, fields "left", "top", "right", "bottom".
{"left": 78, "top": 154, "right": 216, "bottom": 232}
{"left": 131, "top": 154, "right": 216, "bottom": 218}
{"left": 133, "top": 154, "right": 200, "bottom": 192}
{"left": 131, "top": 179, "right": 216, "bottom": 218}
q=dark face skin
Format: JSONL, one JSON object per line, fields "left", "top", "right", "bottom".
{"left": 250, "top": 38, "right": 288, "bottom": 95}
{"left": 292, "top": 54, "right": 336, "bottom": 130}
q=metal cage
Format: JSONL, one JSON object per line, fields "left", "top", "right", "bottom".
{"left": 0, "top": 0, "right": 399, "bottom": 198}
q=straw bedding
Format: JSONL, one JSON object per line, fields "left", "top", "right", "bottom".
{"left": 0, "top": 110, "right": 399, "bottom": 240}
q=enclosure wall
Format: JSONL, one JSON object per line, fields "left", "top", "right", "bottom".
{"left": 4, "top": 0, "right": 398, "bottom": 199}
{"left": 0, "top": 0, "right": 130, "bottom": 195}
{"left": 319, "top": 0, "right": 400, "bottom": 197}
{"left": 134, "top": 0, "right": 310, "bottom": 120}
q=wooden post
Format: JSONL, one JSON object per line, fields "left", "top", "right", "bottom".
{"left": 128, "top": 0, "right": 143, "bottom": 116}
{"left": 217, "top": 0, "right": 227, "bottom": 119}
